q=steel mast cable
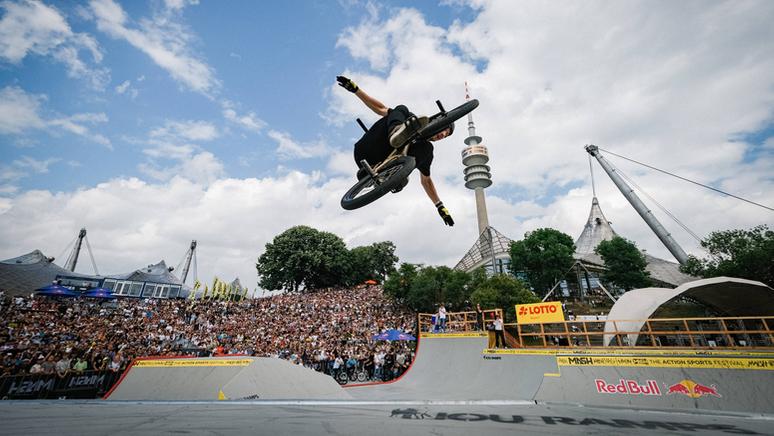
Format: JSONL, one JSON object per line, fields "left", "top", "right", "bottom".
{"left": 56, "top": 235, "right": 77, "bottom": 266}
{"left": 611, "top": 161, "right": 704, "bottom": 244}
{"left": 84, "top": 235, "right": 100, "bottom": 276}
{"left": 598, "top": 147, "right": 774, "bottom": 212}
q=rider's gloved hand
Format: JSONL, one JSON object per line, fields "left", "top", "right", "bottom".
{"left": 336, "top": 75, "right": 359, "bottom": 93}
{"left": 435, "top": 201, "right": 454, "bottom": 226}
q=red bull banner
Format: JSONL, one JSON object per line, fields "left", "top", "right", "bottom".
{"left": 666, "top": 379, "right": 722, "bottom": 398}
{"left": 515, "top": 301, "right": 565, "bottom": 324}
{"left": 595, "top": 379, "right": 661, "bottom": 396}
{"left": 593, "top": 378, "right": 722, "bottom": 399}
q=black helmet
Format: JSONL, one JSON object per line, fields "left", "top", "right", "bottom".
{"left": 429, "top": 114, "right": 454, "bottom": 137}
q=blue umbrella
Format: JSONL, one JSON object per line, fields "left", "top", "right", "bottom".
{"left": 35, "top": 284, "right": 78, "bottom": 298}
{"left": 84, "top": 287, "right": 116, "bottom": 299}
{"left": 371, "top": 329, "right": 416, "bottom": 341}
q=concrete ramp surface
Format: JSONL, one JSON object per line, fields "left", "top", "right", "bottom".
{"left": 347, "top": 333, "right": 556, "bottom": 401}
{"left": 348, "top": 333, "right": 774, "bottom": 415}
{"left": 105, "top": 356, "right": 350, "bottom": 401}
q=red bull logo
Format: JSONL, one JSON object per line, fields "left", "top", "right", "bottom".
{"left": 595, "top": 379, "right": 661, "bottom": 396}
{"left": 666, "top": 379, "right": 721, "bottom": 399}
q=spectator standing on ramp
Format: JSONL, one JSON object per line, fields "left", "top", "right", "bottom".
{"left": 494, "top": 313, "right": 506, "bottom": 348}
{"left": 437, "top": 304, "right": 447, "bottom": 333}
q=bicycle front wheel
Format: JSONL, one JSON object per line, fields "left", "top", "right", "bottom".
{"left": 341, "top": 156, "right": 416, "bottom": 210}
{"left": 419, "top": 99, "right": 479, "bottom": 139}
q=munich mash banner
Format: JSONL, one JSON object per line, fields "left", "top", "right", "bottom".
{"left": 515, "top": 301, "right": 565, "bottom": 324}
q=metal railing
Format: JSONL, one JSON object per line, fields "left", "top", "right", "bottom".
{"left": 509, "top": 316, "right": 774, "bottom": 349}
{"left": 418, "top": 309, "right": 503, "bottom": 333}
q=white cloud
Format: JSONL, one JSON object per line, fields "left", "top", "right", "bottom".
{"left": 268, "top": 130, "right": 329, "bottom": 160}
{"left": 48, "top": 113, "right": 111, "bottom": 149}
{"left": 150, "top": 119, "right": 218, "bottom": 142}
{"left": 0, "top": 86, "right": 46, "bottom": 134}
{"left": 0, "top": 155, "right": 60, "bottom": 186}
{"left": 221, "top": 101, "right": 266, "bottom": 133}
{"left": 0, "top": 0, "right": 109, "bottom": 89}
{"left": 90, "top": 0, "right": 219, "bottom": 96}
{"left": 115, "top": 80, "right": 130, "bottom": 93}
{"left": 0, "top": 86, "right": 111, "bottom": 147}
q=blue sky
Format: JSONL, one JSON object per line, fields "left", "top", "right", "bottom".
{"left": 1, "top": 0, "right": 772, "bottom": 289}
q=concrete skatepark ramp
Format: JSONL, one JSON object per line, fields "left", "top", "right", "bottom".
{"left": 105, "top": 333, "right": 773, "bottom": 416}
{"left": 105, "top": 356, "right": 351, "bottom": 401}
{"left": 347, "top": 332, "right": 774, "bottom": 415}
{"left": 346, "top": 332, "right": 556, "bottom": 401}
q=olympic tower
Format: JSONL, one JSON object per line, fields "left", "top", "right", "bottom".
{"left": 461, "top": 83, "right": 492, "bottom": 235}
{"left": 455, "top": 84, "right": 511, "bottom": 275}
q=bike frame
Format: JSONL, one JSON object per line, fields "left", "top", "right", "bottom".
{"left": 357, "top": 100, "right": 449, "bottom": 181}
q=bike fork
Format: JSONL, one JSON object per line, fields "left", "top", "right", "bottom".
{"left": 359, "top": 160, "right": 379, "bottom": 184}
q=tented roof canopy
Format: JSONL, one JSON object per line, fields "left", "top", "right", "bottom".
{"left": 603, "top": 277, "right": 774, "bottom": 346}
{"left": 0, "top": 250, "right": 98, "bottom": 296}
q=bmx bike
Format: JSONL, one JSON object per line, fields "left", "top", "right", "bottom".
{"left": 340, "top": 98, "right": 480, "bottom": 210}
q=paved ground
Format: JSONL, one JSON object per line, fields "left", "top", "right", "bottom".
{"left": 0, "top": 400, "right": 771, "bottom": 435}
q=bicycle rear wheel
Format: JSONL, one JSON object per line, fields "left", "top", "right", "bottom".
{"left": 340, "top": 156, "right": 416, "bottom": 210}
{"left": 419, "top": 99, "right": 479, "bottom": 139}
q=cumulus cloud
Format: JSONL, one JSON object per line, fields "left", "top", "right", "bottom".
{"left": 0, "top": 0, "right": 109, "bottom": 89}
{"left": 138, "top": 119, "right": 224, "bottom": 186}
{"left": 0, "top": 86, "right": 111, "bottom": 147}
{"left": 150, "top": 119, "right": 218, "bottom": 142}
{"left": 0, "top": 86, "right": 46, "bottom": 134}
{"left": 0, "top": 155, "right": 60, "bottom": 194}
{"left": 90, "top": 0, "right": 219, "bottom": 96}
{"left": 221, "top": 100, "right": 266, "bottom": 133}
{"left": 268, "top": 130, "right": 329, "bottom": 160}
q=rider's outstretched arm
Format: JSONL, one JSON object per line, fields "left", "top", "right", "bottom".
{"left": 420, "top": 174, "right": 441, "bottom": 204}
{"left": 337, "top": 75, "right": 388, "bottom": 117}
{"left": 421, "top": 174, "right": 455, "bottom": 226}
{"left": 355, "top": 89, "right": 388, "bottom": 117}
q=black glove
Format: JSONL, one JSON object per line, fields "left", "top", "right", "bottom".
{"left": 336, "top": 75, "right": 359, "bottom": 93}
{"left": 435, "top": 201, "right": 454, "bottom": 226}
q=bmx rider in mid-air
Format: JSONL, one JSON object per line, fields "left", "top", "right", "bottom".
{"left": 337, "top": 75, "right": 455, "bottom": 226}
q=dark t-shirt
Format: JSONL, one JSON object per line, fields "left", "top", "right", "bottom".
{"left": 354, "top": 108, "right": 434, "bottom": 176}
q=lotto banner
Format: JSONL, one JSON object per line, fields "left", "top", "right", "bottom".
{"left": 515, "top": 301, "right": 565, "bottom": 324}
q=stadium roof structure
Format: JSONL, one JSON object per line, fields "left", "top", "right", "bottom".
{"left": 108, "top": 260, "right": 183, "bottom": 285}
{"left": 0, "top": 250, "right": 98, "bottom": 296}
{"left": 454, "top": 226, "right": 513, "bottom": 272}
{"left": 574, "top": 197, "right": 696, "bottom": 287}
{"left": 602, "top": 277, "right": 774, "bottom": 346}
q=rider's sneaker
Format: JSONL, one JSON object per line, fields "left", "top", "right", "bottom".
{"left": 389, "top": 116, "right": 428, "bottom": 148}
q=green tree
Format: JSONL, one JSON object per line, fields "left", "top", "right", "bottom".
{"left": 681, "top": 225, "right": 774, "bottom": 287}
{"left": 384, "top": 262, "right": 418, "bottom": 303}
{"left": 256, "top": 226, "right": 350, "bottom": 292}
{"left": 405, "top": 266, "right": 472, "bottom": 313}
{"left": 470, "top": 274, "right": 539, "bottom": 322}
{"left": 347, "top": 241, "right": 399, "bottom": 285}
{"left": 509, "top": 228, "right": 576, "bottom": 296}
{"left": 595, "top": 236, "right": 651, "bottom": 291}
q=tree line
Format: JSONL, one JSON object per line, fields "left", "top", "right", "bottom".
{"left": 256, "top": 224, "right": 773, "bottom": 310}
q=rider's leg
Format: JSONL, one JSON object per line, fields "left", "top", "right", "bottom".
{"left": 388, "top": 105, "right": 428, "bottom": 148}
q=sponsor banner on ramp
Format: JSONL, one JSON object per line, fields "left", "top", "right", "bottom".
{"left": 133, "top": 358, "right": 253, "bottom": 368}
{"left": 557, "top": 355, "right": 774, "bottom": 370}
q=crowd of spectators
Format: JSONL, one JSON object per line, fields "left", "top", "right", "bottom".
{"left": 0, "top": 285, "right": 416, "bottom": 383}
